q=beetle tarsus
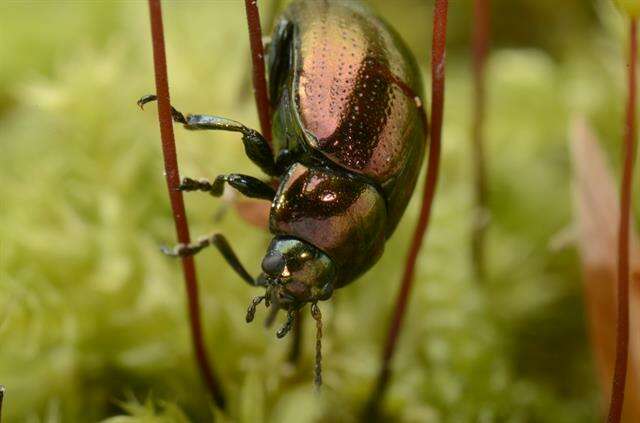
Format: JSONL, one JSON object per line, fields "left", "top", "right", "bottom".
{"left": 160, "top": 238, "right": 209, "bottom": 257}
{"left": 136, "top": 94, "right": 187, "bottom": 124}
{"left": 160, "top": 234, "right": 259, "bottom": 287}
{"left": 136, "top": 94, "right": 157, "bottom": 110}
{"left": 179, "top": 175, "right": 275, "bottom": 200}
{"left": 178, "top": 177, "right": 211, "bottom": 192}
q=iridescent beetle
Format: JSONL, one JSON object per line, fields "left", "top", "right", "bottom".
{"left": 139, "top": 0, "right": 427, "bottom": 385}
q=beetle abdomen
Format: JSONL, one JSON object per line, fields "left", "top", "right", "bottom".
{"left": 280, "top": 0, "right": 427, "bottom": 236}
{"left": 270, "top": 163, "right": 387, "bottom": 287}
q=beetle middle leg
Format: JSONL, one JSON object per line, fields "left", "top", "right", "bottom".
{"left": 179, "top": 174, "right": 275, "bottom": 201}
{"left": 138, "top": 95, "right": 277, "bottom": 176}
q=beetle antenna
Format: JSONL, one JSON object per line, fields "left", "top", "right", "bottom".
{"left": 276, "top": 310, "right": 296, "bottom": 338}
{"left": 246, "top": 295, "right": 265, "bottom": 323}
{"left": 311, "top": 303, "right": 323, "bottom": 389}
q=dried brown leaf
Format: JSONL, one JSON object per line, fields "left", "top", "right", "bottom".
{"left": 570, "top": 116, "right": 640, "bottom": 422}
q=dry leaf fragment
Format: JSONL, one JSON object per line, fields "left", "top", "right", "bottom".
{"left": 570, "top": 116, "right": 640, "bottom": 422}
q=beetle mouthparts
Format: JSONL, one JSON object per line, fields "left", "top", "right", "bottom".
{"left": 264, "top": 298, "right": 280, "bottom": 328}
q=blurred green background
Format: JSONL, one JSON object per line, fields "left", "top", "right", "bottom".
{"left": 0, "top": 0, "right": 637, "bottom": 421}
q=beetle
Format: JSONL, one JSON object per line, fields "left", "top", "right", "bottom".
{"left": 139, "top": 0, "right": 427, "bottom": 386}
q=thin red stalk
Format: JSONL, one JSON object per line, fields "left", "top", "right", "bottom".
{"left": 244, "top": 0, "right": 272, "bottom": 145}
{"left": 146, "top": 0, "right": 225, "bottom": 409}
{"left": 471, "top": 0, "right": 490, "bottom": 280}
{"left": 607, "top": 18, "right": 637, "bottom": 423}
{"left": 369, "top": 0, "right": 448, "bottom": 405}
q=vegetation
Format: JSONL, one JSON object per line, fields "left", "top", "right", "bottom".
{"left": 0, "top": 1, "right": 636, "bottom": 421}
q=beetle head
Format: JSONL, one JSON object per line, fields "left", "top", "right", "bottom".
{"left": 242, "top": 237, "right": 333, "bottom": 387}
{"left": 260, "top": 237, "right": 335, "bottom": 309}
{"left": 244, "top": 237, "right": 334, "bottom": 341}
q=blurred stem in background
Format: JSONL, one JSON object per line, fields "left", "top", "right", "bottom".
{"left": 146, "top": 0, "right": 226, "bottom": 410}
{"left": 0, "top": 385, "right": 5, "bottom": 423}
{"left": 471, "top": 0, "right": 490, "bottom": 282}
{"left": 244, "top": 0, "right": 272, "bottom": 146}
{"left": 243, "top": 0, "right": 306, "bottom": 367}
{"left": 236, "top": 0, "right": 285, "bottom": 116}
{"left": 364, "top": 0, "right": 449, "bottom": 417}
{"left": 607, "top": 13, "right": 637, "bottom": 423}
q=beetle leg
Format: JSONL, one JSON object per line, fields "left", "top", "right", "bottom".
{"left": 137, "top": 95, "right": 277, "bottom": 176}
{"left": 181, "top": 115, "right": 277, "bottom": 177}
{"left": 179, "top": 174, "right": 275, "bottom": 201}
{"left": 161, "top": 233, "right": 262, "bottom": 287}
{"left": 137, "top": 94, "right": 187, "bottom": 124}
{"left": 160, "top": 237, "right": 210, "bottom": 257}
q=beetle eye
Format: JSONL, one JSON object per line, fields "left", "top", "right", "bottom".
{"left": 262, "top": 251, "right": 285, "bottom": 276}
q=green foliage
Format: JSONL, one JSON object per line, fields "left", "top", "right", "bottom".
{"left": 0, "top": 1, "right": 632, "bottom": 421}
{"left": 615, "top": 0, "right": 640, "bottom": 17}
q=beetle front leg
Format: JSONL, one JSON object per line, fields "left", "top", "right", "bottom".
{"left": 138, "top": 95, "right": 277, "bottom": 176}
{"left": 137, "top": 94, "right": 188, "bottom": 124}
{"left": 161, "top": 233, "right": 262, "bottom": 287}
{"left": 179, "top": 174, "right": 275, "bottom": 201}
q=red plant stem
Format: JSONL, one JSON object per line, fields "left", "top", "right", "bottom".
{"left": 607, "top": 17, "right": 637, "bottom": 423}
{"left": 146, "top": 0, "right": 225, "bottom": 409}
{"left": 244, "top": 0, "right": 272, "bottom": 145}
{"left": 471, "top": 0, "right": 490, "bottom": 280}
{"left": 371, "top": 0, "right": 448, "bottom": 401}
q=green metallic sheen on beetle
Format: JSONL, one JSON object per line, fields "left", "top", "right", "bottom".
{"left": 261, "top": 0, "right": 427, "bottom": 307}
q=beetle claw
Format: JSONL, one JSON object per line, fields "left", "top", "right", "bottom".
{"left": 137, "top": 94, "right": 158, "bottom": 110}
